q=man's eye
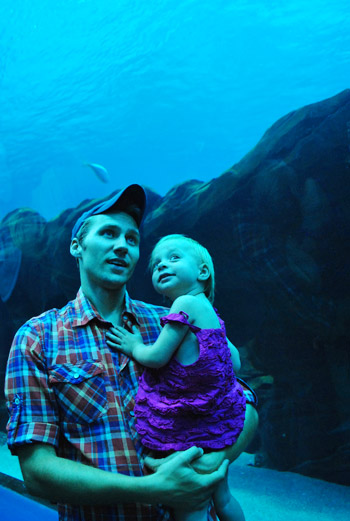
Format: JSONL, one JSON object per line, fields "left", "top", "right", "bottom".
{"left": 127, "top": 236, "right": 138, "bottom": 246}
{"left": 103, "top": 229, "right": 114, "bottom": 237}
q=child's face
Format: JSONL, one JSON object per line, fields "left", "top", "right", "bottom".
{"left": 151, "top": 239, "right": 205, "bottom": 301}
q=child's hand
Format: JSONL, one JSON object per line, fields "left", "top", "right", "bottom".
{"left": 106, "top": 325, "right": 144, "bottom": 358}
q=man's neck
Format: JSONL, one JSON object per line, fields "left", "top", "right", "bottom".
{"left": 82, "top": 284, "right": 126, "bottom": 326}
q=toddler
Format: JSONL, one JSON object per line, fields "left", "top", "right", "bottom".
{"left": 106, "top": 234, "right": 246, "bottom": 521}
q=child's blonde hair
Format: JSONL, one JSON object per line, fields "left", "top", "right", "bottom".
{"left": 150, "top": 234, "right": 215, "bottom": 303}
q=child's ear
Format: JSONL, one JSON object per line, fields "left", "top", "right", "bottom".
{"left": 198, "top": 263, "right": 210, "bottom": 281}
{"left": 70, "top": 239, "right": 82, "bottom": 259}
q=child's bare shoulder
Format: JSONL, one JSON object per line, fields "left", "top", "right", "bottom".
{"left": 170, "top": 295, "right": 205, "bottom": 320}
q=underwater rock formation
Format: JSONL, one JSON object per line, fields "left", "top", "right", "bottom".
{"left": 1, "top": 89, "right": 350, "bottom": 485}
{"left": 0, "top": 225, "right": 22, "bottom": 303}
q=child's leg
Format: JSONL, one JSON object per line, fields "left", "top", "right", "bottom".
{"left": 213, "top": 473, "right": 245, "bottom": 521}
{"left": 173, "top": 503, "right": 209, "bottom": 521}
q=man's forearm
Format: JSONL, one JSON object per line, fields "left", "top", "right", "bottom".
{"left": 19, "top": 444, "right": 159, "bottom": 506}
{"left": 18, "top": 444, "right": 228, "bottom": 510}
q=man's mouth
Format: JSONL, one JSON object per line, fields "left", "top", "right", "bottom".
{"left": 107, "top": 258, "right": 128, "bottom": 268}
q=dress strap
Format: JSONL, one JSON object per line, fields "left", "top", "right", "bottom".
{"left": 160, "top": 311, "right": 201, "bottom": 333}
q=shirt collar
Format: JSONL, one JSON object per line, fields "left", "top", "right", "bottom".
{"left": 72, "top": 288, "right": 105, "bottom": 327}
{"left": 72, "top": 287, "right": 139, "bottom": 328}
{"left": 122, "top": 291, "right": 141, "bottom": 330}
{"left": 124, "top": 291, "right": 138, "bottom": 316}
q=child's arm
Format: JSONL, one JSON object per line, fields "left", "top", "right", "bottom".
{"left": 106, "top": 296, "right": 192, "bottom": 368}
{"left": 227, "top": 339, "right": 241, "bottom": 372}
{"left": 106, "top": 322, "right": 187, "bottom": 368}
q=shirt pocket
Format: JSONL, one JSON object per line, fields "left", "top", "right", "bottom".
{"left": 48, "top": 360, "right": 109, "bottom": 424}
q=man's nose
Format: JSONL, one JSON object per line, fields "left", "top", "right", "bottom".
{"left": 112, "top": 236, "right": 128, "bottom": 252}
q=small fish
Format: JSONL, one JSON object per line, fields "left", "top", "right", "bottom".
{"left": 84, "top": 162, "right": 110, "bottom": 183}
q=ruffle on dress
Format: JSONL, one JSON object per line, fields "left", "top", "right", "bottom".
{"left": 135, "top": 311, "right": 246, "bottom": 451}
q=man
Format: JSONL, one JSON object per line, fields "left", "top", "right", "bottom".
{"left": 5, "top": 184, "right": 258, "bottom": 520}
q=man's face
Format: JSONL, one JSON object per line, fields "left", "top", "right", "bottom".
{"left": 72, "top": 212, "right": 140, "bottom": 292}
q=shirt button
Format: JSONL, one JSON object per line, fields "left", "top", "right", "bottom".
{"left": 73, "top": 373, "right": 80, "bottom": 379}
{"left": 14, "top": 398, "right": 20, "bottom": 405}
{"left": 130, "top": 410, "right": 135, "bottom": 416}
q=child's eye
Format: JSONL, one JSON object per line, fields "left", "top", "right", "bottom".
{"left": 170, "top": 254, "right": 179, "bottom": 261}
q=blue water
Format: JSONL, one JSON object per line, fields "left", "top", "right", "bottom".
{"left": 0, "top": 0, "right": 349, "bottom": 220}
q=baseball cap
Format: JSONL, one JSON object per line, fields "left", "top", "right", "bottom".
{"left": 71, "top": 184, "right": 146, "bottom": 240}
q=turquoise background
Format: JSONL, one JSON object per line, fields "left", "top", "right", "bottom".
{"left": 0, "top": 0, "right": 349, "bottom": 219}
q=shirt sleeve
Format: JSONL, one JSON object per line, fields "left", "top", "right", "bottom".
{"left": 5, "top": 320, "right": 60, "bottom": 454}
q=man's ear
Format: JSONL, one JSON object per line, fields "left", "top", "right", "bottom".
{"left": 70, "top": 238, "right": 82, "bottom": 259}
{"left": 198, "top": 263, "right": 210, "bottom": 281}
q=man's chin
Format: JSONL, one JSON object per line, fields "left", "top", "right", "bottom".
{"left": 104, "top": 271, "right": 135, "bottom": 290}
{"left": 100, "top": 276, "right": 128, "bottom": 291}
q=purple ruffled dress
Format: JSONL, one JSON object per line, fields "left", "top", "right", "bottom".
{"left": 134, "top": 311, "right": 246, "bottom": 451}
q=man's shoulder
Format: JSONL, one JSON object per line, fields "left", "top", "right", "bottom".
{"left": 16, "top": 298, "right": 75, "bottom": 335}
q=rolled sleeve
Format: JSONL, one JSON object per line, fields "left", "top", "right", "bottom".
{"left": 5, "top": 322, "right": 60, "bottom": 453}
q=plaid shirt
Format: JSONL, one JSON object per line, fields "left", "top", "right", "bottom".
{"left": 5, "top": 288, "right": 176, "bottom": 521}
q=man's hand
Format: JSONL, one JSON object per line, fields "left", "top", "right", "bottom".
{"left": 145, "top": 448, "right": 225, "bottom": 475}
{"left": 144, "top": 451, "right": 178, "bottom": 472}
{"left": 148, "top": 446, "right": 229, "bottom": 509}
{"left": 190, "top": 450, "right": 225, "bottom": 475}
{"left": 106, "top": 325, "right": 144, "bottom": 357}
